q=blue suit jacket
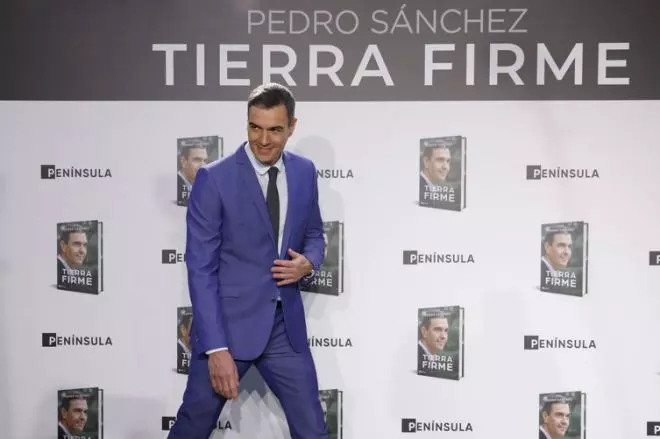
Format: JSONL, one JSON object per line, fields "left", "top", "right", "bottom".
{"left": 185, "top": 142, "right": 325, "bottom": 361}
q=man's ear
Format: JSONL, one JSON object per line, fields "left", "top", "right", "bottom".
{"left": 288, "top": 117, "right": 298, "bottom": 135}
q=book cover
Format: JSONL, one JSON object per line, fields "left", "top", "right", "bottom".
{"left": 319, "top": 389, "right": 343, "bottom": 439}
{"left": 540, "top": 221, "right": 589, "bottom": 297}
{"left": 417, "top": 305, "right": 465, "bottom": 381}
{"left": 418, "top": 136, "right": 467, "bottom": 211}
{"left": 539, "top": 391, "right": 586, "bottom": 439}
{"left": 56, "top": 220, "right": 103, "bottom": 294}
{"left": 177, "top": 306, "right": 193, "bottom": 375}
{"left": 303, "top": 221, "right": 344, "bottom": 296}
{"left": 177, "top": 135, "right": 222, "bottom": 206}
{"left": 57, "top": 387, "right": 104, "bottom": 439}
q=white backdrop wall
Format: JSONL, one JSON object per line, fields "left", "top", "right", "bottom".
{"left": 1, "top": 101, "right": 660, "bottom": 438}
{"left": 3, "top": 0, "right": 660, "bottom": 437}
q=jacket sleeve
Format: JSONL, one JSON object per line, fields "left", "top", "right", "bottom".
{"left": 300, "top": 163, "right": 326, "bottom": 286}
{"left": 185, "top": 167, "right": 228, "bottom": 353}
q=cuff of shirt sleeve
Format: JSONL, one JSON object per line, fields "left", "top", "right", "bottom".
{"left": 205, "top": 347, "right": 228, "bottom": 355}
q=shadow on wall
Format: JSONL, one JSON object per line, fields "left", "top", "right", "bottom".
{"left": 217, "top": 365, "right": 291, "bottom": 438}
{"left": 291, "top": 136, "right": 349, "bottom": 320}
{"left": 291, "top": 135, "right": 345, "bottom": 224}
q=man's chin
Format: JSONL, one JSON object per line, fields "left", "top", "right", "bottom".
{"left": 257, "top": 154, "right": 278, "bottom": 165}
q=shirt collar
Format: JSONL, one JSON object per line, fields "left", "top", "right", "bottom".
{"left": 59, "top": 422, "right": 72, "bottom": 436}
{"left": 57, "top": 254, "right": 72, "bottom": 271}
{"left": 539, "top": 426, "right": 551, "bottom": 439}
{"left": 244, "top": 143, "right": 285, "bottom": 176}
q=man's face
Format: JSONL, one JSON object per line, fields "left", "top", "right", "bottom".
{"left": 423, "top": 148, "right": 451, "bottom": 183}
{"left": 421, "top": 317, "right": 449, "bottom": 353}
{"left": 60, "top": 232, "right": 87, "bottom": 267}
{"left": 181, "top": 147, "right": 208, "bottom": 183}
{"left": 61, "top": 399, "right": 88, "bottom": 433}
{"left": 247, "top": 104, "right": 296, "bottom": 166}
{"left": 543, "top": 402, "right": 570, "bottom": 437}
{"left": 544, "top": 233, "right": 572, "bottom": 269}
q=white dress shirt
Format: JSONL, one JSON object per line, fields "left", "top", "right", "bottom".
{"left": 244, "top": 143, "right": 288, "bottom": 254}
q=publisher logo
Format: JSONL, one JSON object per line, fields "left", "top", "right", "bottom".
{"left": 41, "top": 332, "right": 113, "bottom": 347}
{"left": 42, "top": 333, "right": 57, "bottom": 347}
{"left": 403, "top": 250, "right": 474, "bottom": 265}
{"left": 316, "top": 168, "right": 354, "bottom": 179}
{"left": 523, "top": 335, "right": 540, "bottom": 350}
{"left": 401, "top": 418, "right": 473, "bottom": 433}
{"left": 41, "top": 165, "right": 56, "bottom": 179}
{"left": 162, "top": 417, "right": 176, "bottom": 431}
{"left": 307, "top": 336, "right": 353, "bottom": 348}
{"left": 526, "top": 165, "right": 599, "bottom": 180}
{"left": 402, "top": 418, "right": 417, "bottom": 433}
{"left": 647, "top": 422, "right": 660, "bottom": 435}
{"left": 526, "top": 166, "right": 542, "bottom": 180}
{"left": 162, "top": 416, "right": 231, "bottom": 431}
{"left": 403, "top": 251, "right": 417, "bottom": 265}
{"left": 40, "top": 164, "right": 112, "bottom": 179}
{"left": 524, "top": 335, "right": 596, "bottom": 350}
{"left": 650, "top": 251, "right": 660, "bottom": 266}
{"left": 162, "top": 249, "right": 184, "bottom": 264}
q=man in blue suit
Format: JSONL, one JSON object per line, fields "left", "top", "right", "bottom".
{"left": 168, "top": 83, "right": 328, "bottom": 438}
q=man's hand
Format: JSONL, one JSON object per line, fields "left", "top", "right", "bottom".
{"left": 271, "top": 248, "right": 313, "bottom": 286}
{"left": 208, "top": 350, "right": 239, "bottom": 400}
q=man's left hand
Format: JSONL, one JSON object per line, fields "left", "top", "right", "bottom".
{"left": 271, "top": 248, "right": 313, "bottom": 286}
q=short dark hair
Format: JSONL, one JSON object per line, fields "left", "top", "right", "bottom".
{"left": 541, "top": 400, "right": 572, "bottom": 417}
{"left": 179, "top": 312, "right": 193, "bottom": 329}
{"left": 423, "top": 144, "right": 450, "bottom": 160}
{"left": 420, "top": 314, "right": 447, "bottom": 330}
{"left": 247, "top": 82, "right": 296, "bottom": 125}
{"left": 180, "top": 144, "right": 206, "bottom": 159}
{"left": 59, "top": 393, "right": 87, "bottom": 412}
{"left": 543, "top": 228, "right": 571, "bottom": 246}
{"left": 59, "top": 224, "right": 88, "bottom": 245}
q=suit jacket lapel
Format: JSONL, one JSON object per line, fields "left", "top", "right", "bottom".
{"left": 236, "top": 144, "right": 276, "bottom": 247}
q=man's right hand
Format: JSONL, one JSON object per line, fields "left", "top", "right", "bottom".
{"left": 208, "top": 350, "right": 239, "bottom": 400}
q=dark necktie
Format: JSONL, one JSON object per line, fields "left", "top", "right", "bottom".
{"left": 266, "top": 166, "right": 280, "bottom": 246}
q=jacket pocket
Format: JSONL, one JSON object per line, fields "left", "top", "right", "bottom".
{"left": 217, "top": 283, "right": 240, "bottom": 297}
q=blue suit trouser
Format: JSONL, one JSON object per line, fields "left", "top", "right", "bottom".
{"left": 168, "top": 303, "right": 329, "bottom": 439}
